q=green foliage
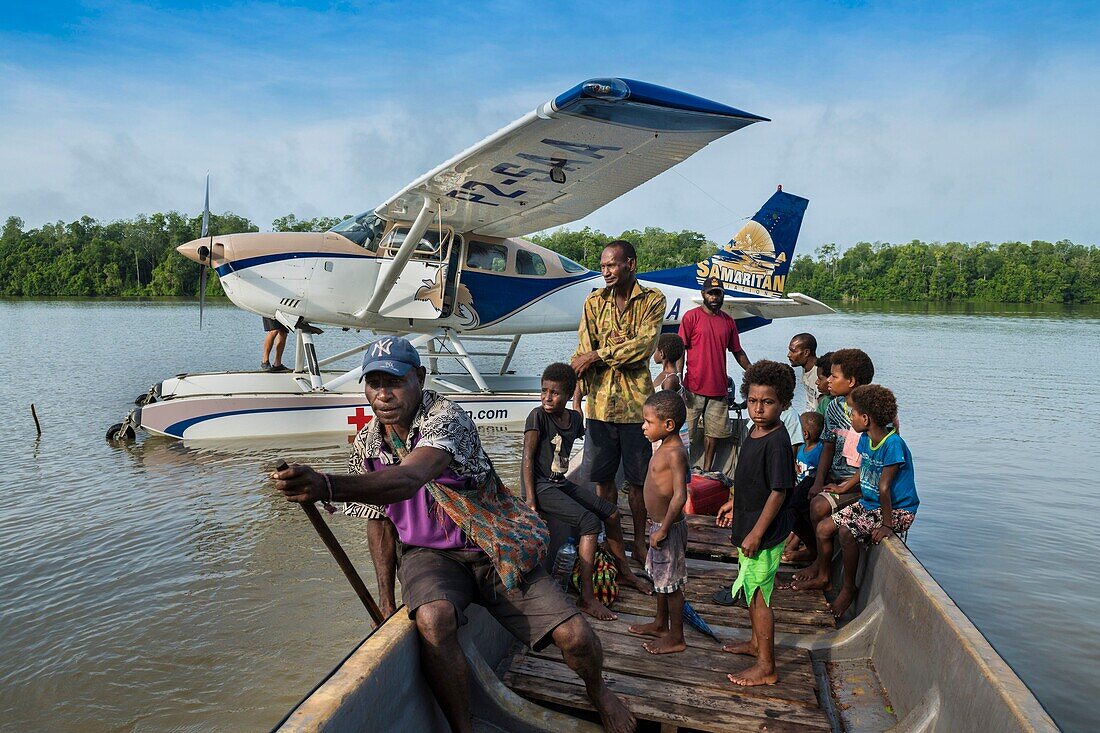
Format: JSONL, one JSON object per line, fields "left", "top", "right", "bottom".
{"left": 530, "top": 226, "right": 718, "bottom": 272}
{"left": 786, "top": 239, "right": 1100, "bottom": 303}
{"left": 271, "top": 214, "right": 348, "bottom": 232}
{"left": 1, "top": 211, "right": 1095, "bottom": 304}
{"left": 0, "top": 212, "right": 261, "bottom": 297}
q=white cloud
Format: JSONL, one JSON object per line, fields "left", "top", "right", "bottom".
{"left": 1, "top": 16, "right": 1097, "bottom": 251}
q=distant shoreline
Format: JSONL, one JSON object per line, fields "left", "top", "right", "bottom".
{"left": 3, "top": 296, "right": 1097, "bottom": 314}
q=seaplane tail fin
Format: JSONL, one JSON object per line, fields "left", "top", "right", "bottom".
{"left": 702, "top": 187, "right": 808, "bottom": 299}
{"left": 640, "top": 187, "right": 809, "bottom": 300}
{"left": 639, "top": 188, "right": 830, "bottom": 324}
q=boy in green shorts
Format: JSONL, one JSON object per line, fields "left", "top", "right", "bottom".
{"left": 722, "top": 360, "right": 796, "bottom": 686}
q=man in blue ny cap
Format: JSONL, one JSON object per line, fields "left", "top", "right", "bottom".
{"left": 273, "top": 336, "right": 636, "bottom": 733}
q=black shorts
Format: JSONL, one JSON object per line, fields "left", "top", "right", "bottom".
{"left": 534, "top": 479, "right": 617, "bottom": 536}
{"left": 397, "top": 545, "right": 577, "bottom": 651}
{"left": 262, "top": 317, "right": 288, "bottom": 333}
{"left": 586, "top": 419, "right": 651, "bottom": 486}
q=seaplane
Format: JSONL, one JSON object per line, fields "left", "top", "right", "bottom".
{"left": 108, "top": 78, "right": 833, "bottom": 444}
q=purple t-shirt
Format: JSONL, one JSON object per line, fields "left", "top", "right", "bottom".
{"left": 364, "top": 456, "right": 479, "bottom": 551}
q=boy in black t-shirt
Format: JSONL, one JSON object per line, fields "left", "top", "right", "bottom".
{"left": 722, "top": 360, "right": 796, "bottom": 687}
{"left": 523, "top": 363, "right": 650, "bottom": 620}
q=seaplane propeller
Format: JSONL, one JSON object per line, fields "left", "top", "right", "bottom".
{"left": 197, "top": 173, "right": 211, "bottom": 330}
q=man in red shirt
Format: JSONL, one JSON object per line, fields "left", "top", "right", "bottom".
{"left": 678, "top": 276, "right": 752, "bottom": 472}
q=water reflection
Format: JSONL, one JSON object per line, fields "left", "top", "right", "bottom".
{"left": 2, "top": 300, "right": 1098, "bottom": 732}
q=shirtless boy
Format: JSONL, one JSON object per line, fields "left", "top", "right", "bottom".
{"left": 628, "top": 391, "right": 690, "bottom": 655}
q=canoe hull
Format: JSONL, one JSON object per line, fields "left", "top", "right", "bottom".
{"left": 276, "top": 537, "right": 1058, "bottom": 733}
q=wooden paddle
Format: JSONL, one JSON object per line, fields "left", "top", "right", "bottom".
{"left": 278, "top": 461, "right": 385, "bottom": 627}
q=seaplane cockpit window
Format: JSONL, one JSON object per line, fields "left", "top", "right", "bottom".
{"left": 466, "top": 241, "right": 508, "bottom": 272}
{"left": 516, "top": 250, "right": 547, "bottom": 276}
{"left": 558, "top": 254, "right": 587, "bottom": 273}
{"left": 330, "top": 211, "right": 386, "bottom": 251}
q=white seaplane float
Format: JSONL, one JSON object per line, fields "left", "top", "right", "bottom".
{"left": 110, "top": 78, "right": 833, "bottom": 443}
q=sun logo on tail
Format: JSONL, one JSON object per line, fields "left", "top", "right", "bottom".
{"left": 697, "top": 220, "right": 788, "bottom": 297}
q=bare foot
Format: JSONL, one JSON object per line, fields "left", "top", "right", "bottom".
{"left": 577, "top": 596, "right": 617, "bottom": 621}
{"left": 618, "top": 570, "right": 653, "bottom": 595}
{"left": 593, "top": 685, "right": 636, "bottom": 733}
{"left": 631, "top": 540, "right": 648, "bottom": 565}
{"left": 781, "top": 547, "right": 815, "bottom": 565}
{"left": 722, "top": 640, "right": 759, "bottom": 657}
{"left": 790, "top": 575, "right": 831, "bottom": 592}
{"left": 830, "top": 586, "right": 856, "bottom": 619}
{"left": 644, "top": 634, "right": 686, "bottom": 655}
{"left": 791, "top": 565, "right": 818, "bottom": 583}
{"left": 727, "top": 663, "right": 778, "bottom": 686}
{"left": 627, "top": 620, "right": 664, "bottom": 637}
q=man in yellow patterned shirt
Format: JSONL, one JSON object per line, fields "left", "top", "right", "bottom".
{"left": 573, "top": 240, "right": 666, "bottom": 567}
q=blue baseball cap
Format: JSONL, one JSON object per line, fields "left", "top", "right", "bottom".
{"left": 359, "top": 336, "right": 422, "bottom": 380}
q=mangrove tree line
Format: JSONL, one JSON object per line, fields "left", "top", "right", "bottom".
{"left": 1, "top": 213, "right": 1096, "bottom": 303}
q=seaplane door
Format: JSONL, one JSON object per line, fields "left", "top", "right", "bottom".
{"left": 375, "top": 225, "right": 454, "bottom": 320}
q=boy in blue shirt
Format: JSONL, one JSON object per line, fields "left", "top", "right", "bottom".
{"left": 795, "top": 411, "right": 824, "bottom": 483}
{"left": 783, "top": 411, "right": 825, "bottom": 564}
{"left": 829, "top": 384, "right": 918, "bottom": 618}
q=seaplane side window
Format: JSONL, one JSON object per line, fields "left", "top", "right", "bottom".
{"left": 329, "top": 210, "right": 386, "bottom": 251}
{"left": 516, "top": 249, "right": 547, "bottom": 276}
{"left": 557, "top": 254, "right": 587, "bottom": 273}
{"left": 381, "top": 227, "right": 444, "bottom": 260}
{"left": 466, "top": 241, "right": 508, "bottom": 272}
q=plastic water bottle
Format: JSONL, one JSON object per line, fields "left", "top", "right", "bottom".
{"left": 553, "top": 538, "right": 578, "bottom": 591}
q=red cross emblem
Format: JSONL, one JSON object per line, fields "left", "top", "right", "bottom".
{"left": 347, "top": 407, "right": 372, "bottom": 442}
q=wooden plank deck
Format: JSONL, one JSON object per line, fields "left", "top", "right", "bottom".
{"left": 616, "top": 557, "right": 836, "bottom": 635}
{"left": 504, "top": 612, "right": 831, "bottom": 732}
{"left": 503, "top": 505, "right": 837, "bottom": 732}
{"left": 618, "top": 507, "right": 817, "bottom": 566}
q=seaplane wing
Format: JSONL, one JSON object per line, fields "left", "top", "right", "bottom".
{"left": 691, "top": 293, "right": 836, "bottom": 320}
{"left": 374, "top": 78, "right": 768, "bottom": 238}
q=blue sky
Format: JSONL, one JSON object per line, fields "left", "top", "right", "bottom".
{"left": 2, "top": 1, "right": 1099, "bottom": 250}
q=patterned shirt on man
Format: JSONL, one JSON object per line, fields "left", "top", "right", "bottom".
{"left": 343, "top": 390, "right": 547, "bottom": 589}
{"left": 573, "top": 281, "right": 666, "bottom": 424}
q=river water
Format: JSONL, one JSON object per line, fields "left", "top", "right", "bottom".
{"left": 2, "top": 299, "right": 1097, "bottom": 732}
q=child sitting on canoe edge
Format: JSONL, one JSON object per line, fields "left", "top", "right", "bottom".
{"left": 628, "top": 391, "right": 690, "bottom": 654}
{"left": 828, "top": 384, "right": 919, "bottom": 619}
{"left": 722, "top": 360, "right": 797, "bottom": 686}
{"left": 782, "top": 410, "right": 825, "bottom": 564}
{"left": 789, "top": 347, "right": 876, "bottom": 591}
{"left": 522, "top": 362, "right": 648, "bottom": 621}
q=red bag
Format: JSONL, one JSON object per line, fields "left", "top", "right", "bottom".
{"left": 685, "top": 474, "right": 728, "bottom": 516}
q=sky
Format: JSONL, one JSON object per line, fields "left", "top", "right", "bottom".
{"left": 2, "top": 0, "right": 1099, "bottom": 251}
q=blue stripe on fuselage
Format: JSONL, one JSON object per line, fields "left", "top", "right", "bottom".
{"left": 215, "top": 251, "right": 367, "bottom": 277}
{"left": 461, "top": 270, "right": 597, "bottom": 326}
